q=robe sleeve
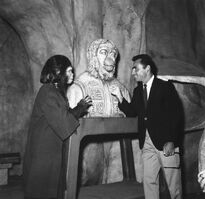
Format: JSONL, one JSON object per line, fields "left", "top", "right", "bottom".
{"left": 38, "top": 85, "right": 80, "bottom": 141}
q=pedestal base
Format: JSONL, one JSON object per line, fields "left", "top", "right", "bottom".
{"left": 0, "top": 163, "right": 12, "bottom": 185}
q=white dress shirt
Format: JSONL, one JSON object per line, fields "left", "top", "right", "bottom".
{"left": 143, "top": 75, "right": 154, "bottom": 99}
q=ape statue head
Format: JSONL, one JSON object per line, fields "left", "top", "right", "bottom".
{"left": 87, "top": 39, "right": 118, "bottom": 81}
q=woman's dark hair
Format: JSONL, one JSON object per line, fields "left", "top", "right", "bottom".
{"left": 40, "top": 55, "right": 72, "bottom": 84}
{"left": 40, "top": 55, "right": 73, "bottom": 99}
{"left": 132, "top": 54, "right": 158, "bottom": 76}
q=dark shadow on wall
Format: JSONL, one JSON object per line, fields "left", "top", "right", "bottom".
{"left": 171, "top": 81, "right": 205, "bottom": 196}
{"left": 0, "top": 17, "right": 34, "bottom": 175}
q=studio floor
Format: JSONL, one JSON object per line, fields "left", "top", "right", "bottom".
{"left": 0, "top": 175, "right": 205, "bottom": 199}
{"left": 0, "top": 176, "right": 23, "bottom": 199}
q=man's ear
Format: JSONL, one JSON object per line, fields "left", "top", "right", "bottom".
{"left": 146, "top": 65, "right": 151, "bottom": 73}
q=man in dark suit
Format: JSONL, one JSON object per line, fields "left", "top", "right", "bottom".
{"left": 111, "top": 54, "right": 183, "bottom": 199}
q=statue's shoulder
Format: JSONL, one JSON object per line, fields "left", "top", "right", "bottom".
{"left": 77, "top": 72, "right": 88, "bottom": 81}
{"left": 67, "top": 73, "right": 88, "bottom": 94}
{"left": 67, "top": 77, "right": 86, "bottom": 104}
{"left": 69, "top": 72, "right": 89, "bottom": 91}
{"left": 69, "top": 72, "right": 99, "bottom": 97}
{"left": 110, "top": 78, "right": 131, "bottom": 102}
{"left": 76, "top": 71, "right": 96, "bottom": 82}
{"left": 111, "top": 78, "right": 129, "bottom": 91}
{"left": 76, "top": 72, "right": 101, "bottom": 89}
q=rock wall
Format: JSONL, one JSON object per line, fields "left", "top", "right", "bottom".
{"left": 0, "top": 0, "right": 205, "bottom": 194}
{"left": 146, "top": 0, "right": 205, "bottom": 193}
{"left": 0, "top": 18, "right": 33, "bottom": 174}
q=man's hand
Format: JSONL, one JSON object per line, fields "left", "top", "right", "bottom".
{"left": 110, "top": 85, "right": 123, "bottom": 103}
{"left": 163, "top": 142, "right": 175, "bottom": 157}
{"left": 198, "top": 170, "right": 205, "bottom": 192}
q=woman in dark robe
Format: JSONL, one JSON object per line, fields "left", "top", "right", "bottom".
{"left": 23, "top": 55, "right": 92, "bottom": 199}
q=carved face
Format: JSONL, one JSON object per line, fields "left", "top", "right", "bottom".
{"left": 87, "top": 39, "right": 118, "bottom": 81}
{"left": 96, "top": 42, "right": 118, "bottom": 80}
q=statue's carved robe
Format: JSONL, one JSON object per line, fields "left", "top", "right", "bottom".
{"left": 67, "top": 71, "right": 141, "bottom": 185}
{"left": 68, "top": 72, "right": 130, "bottom": 117}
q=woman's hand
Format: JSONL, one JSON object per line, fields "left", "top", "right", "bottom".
{"left": 70, "top": 95, "right": 92, "bottom": 119}
{"left": 82, "top": 95, "right": 92, "bottom": 107}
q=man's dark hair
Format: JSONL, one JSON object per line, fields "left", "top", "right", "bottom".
{"left": 40, "top": 54, "right": 72, "bottom": 84}
{"left": 132, "top": 54, "right": 158, "bottom": 76}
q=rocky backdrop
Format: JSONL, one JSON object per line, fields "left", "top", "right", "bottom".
{"left": 0, "top": 0, "right": 205, "bottom": 194}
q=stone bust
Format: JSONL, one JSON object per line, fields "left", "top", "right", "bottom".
{"left": 67, "top": 38, "right": 130, "bottom": 116}
{"left": 67, "top": 38, "right": 132, "bottom": 185}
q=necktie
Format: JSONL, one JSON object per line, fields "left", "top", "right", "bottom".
{"left": 143, "top": 84, "right": 147, "bottom": 109}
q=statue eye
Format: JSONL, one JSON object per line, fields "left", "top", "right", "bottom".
{"left": 132, "top": 67, "right": 137, "bottom": 73}
{"left": 99, "top": 49, "right": 107, "bottom": 55}
{"left": 110, "top": 52, "right": 117, "bottom": 58}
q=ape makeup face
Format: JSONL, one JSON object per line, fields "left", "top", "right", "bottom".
{"left": 65, "top": 66, "right": 74, "bottom": 85}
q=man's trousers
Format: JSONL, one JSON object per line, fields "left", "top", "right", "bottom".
{"left": 142, "top": 131, "right": 182, "bottom": 199}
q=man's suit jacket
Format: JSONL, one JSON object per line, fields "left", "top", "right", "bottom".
{"left": 119, "top": 77, "right": 183, "bottom": 150}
